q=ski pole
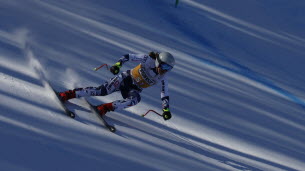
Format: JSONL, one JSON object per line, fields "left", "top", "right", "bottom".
{"left": 94, "top": 64, "right": 109, "bottom": 71}
{"left": 141, "top": 110, "right": 163, "bottom": 117}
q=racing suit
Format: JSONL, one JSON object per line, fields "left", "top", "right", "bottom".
{"left": 74, "top": 53, "right": 170, "bottom": 111}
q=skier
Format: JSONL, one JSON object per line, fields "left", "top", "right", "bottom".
{"left": 58, "top": 52, "right": 175, "bottom": 120}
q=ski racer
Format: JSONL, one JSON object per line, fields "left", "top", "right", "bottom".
{"left": 58, "top": 52, "right": 175, "bottom": 120}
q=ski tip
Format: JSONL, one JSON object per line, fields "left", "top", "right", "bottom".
{"left": 69, "top": 112, "right": 76, "bottom": 118}
{"left": 64, "top": 110, "right": 76, "bottom": 118}
{"left": 107, "top": 126, "right": 116, "bottom": 132}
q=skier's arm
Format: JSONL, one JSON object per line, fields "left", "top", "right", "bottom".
{"left": 161, "top": 78, "right": 171, "bottom": 120}
{"left": 119, "top": 54, "right": 146, "bottom": 64}
{"left": 110, "top": 54, "right": 146, "bottom": 75}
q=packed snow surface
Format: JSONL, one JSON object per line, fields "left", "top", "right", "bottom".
{"left": 1, "top": 0, "right": 305, "bottom": 170}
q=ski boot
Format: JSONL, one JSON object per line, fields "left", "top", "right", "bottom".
{"left": 58, "top": 90, "right": 76, "bottom": 102}
{"left": 96, "top": 103, "right": 114, "bottom": 116}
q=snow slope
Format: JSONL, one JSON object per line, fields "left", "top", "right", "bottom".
{"left": 1, "top": 0, "right": 305, "bottom": 170}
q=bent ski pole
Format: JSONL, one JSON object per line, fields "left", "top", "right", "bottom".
{"left": 94, "top": 64, "right": 109, "bottom": 71}
{"left": 141, "top": 110, "right": 162, "bottom": 117}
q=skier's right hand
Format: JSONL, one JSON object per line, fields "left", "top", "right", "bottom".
{"left": 110, "top": 62, "right": 122, "bottom": 75}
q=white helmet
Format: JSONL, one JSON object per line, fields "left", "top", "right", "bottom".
{"left": 155, "top": 52, "right": 175, "bottom": 70}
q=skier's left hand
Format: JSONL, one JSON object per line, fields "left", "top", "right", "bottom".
{"left": 162, "top": 108, "right": 171, "bottom": 120}
{"left": 110, "top": 62, "right": 122, "bottom": 75}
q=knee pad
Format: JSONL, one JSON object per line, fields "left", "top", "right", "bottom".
{"left": 128, "top": 91, "right": 141, "bottom": 104}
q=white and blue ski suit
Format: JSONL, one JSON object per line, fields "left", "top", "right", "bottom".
{"left": 74, "top": 53, "right": 170, "bottom": 111}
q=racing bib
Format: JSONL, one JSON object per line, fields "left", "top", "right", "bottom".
{"left": 131, "top": 64, "right": 155, "bottom": 88}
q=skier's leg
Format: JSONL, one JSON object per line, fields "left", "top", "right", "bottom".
{"left": 112, "top": 90, "right": 141, "bottom": 111}
{"left": 74, "top": 86, "right": 107, "bottom": 98}
{"left": 75, "top": 74, "right": 123, "bottom": 98}
{"left": 96, "top": 90, "right": 141, "bottom": 115}
{"left": 111, "top": 72, "right": 142, "bottom": 111}
{"left": 59, "top": 74, "right": 123, "bottom": 101}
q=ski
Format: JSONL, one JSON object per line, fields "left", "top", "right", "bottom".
{"left": 50, "top": 86, "right": 76, "bottom": 118}
{"left": 84, "top": 98, "right": 116, "bottom": 133}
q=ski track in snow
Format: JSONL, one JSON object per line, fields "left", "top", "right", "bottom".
{"left": 1, "top": 0, "right": 305, "bottom": 170}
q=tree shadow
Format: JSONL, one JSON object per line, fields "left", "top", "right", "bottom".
{"left": 105, "top": 110, "right": 298, "bottom": 171}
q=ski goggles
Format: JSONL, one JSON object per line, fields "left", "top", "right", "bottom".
{"left": 159, "top": 63, "right": 173, "bottom": 71}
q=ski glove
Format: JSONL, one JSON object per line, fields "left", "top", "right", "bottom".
{"left": 162, "top": 108, "right": 171, "bottom": 120}
{"left": 110, "top": 62, "right": 122, "bottom": 75}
